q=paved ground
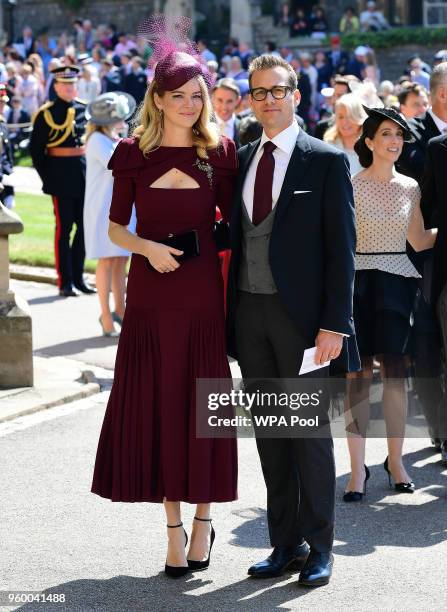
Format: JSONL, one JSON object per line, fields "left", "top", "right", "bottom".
{"left": 1, "top": 278, "right": 447, "bottom": 610}
{"left": 11, "top": 279, "right": 119, "bottom": 370}
{"left": 1, "top": 391, "right": 446, "bottom": 611}
{"left": 8, "top": 167, "right": 43, "bottom": 195}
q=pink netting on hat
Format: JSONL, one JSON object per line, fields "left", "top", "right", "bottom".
{"left": 137, "top": 13, "right": 198, "bottom": 62}
{"left": 137, "top": 13, "right": 214, "bottom": 89}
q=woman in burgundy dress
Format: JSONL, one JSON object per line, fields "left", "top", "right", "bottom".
{"left": 91, "top": 50, "right": 238, "bottom": 577}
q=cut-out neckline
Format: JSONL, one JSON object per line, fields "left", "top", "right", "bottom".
{"left": 149, "top": 167, "right": 200, "bottom": 190}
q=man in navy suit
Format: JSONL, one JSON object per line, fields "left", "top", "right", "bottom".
{"left": 397, "top": 62, "right": 447, "bottom": 457}
{"left": 226, "top": 55, "right": 358, "bottom": 587}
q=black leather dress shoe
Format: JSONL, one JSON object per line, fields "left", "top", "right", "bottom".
{"left": 59, "top": 285, "right": 80, "bottom": 297}
{"left": 298, "top": 551, "right": 333, "bottom": 587}
{"left": 74, "top": 281, "right": 96, "bottom": 294}
{"left": 248, "top": 543, "right": 310, "bottom": 578}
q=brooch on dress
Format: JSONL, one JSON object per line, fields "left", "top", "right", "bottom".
{"left": 194, "top": 158, "right": 213, "bottom": 188}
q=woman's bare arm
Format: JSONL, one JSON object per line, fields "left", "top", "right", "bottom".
{"left": 108, "top": 221, "right": 183, "bottom": 273}
{"left": 407, "top": 199, "right": 437, "bottom": 252}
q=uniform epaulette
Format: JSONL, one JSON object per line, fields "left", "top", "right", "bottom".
{"left": 32, "top": 101, "right": 54, "bottom": 125}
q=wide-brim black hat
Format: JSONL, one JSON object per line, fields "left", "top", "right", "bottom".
{"left": 362, "top": 106, "right": 415, "bottom": 142}
{"left": 86, "top": 91, "right": 137, "bottom": 126}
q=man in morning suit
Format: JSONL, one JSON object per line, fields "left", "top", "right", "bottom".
{"left": 30, "top": 65, "right": 95, "bottom": 297}
{"left": 226, "top": 55, "right": 358, "bottom": 587}
{"left": 397, "top": 62, "right": 447, "bottom": 457}
{"left": 211, "top": 78, "right": 242, "bottom": 147}
{"left": 420, "top": 131, "right": 447, "bottom": 463}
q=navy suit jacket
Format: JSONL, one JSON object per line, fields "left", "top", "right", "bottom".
{"left": 397, "top": 112, "right": 441, "bottom": 185}
{"left": 226, "top": 129, "right": 360, "bottom": 372}
{"left": 421, "top": 133, "right": 447, "bottom": 304}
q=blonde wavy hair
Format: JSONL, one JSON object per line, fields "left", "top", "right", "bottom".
{"left": 84, "top": 122, "right": 113, "bottom": 143}
{"left": 133, "top": 75, "right": 219, "bottom": 159}
{"left": 324, "top": 93, "right": 367, "bottom": 145}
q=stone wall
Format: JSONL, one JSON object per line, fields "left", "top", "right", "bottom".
{"left": 376, "top": 45, "right": 442, "bottom": 81}
{"left": 11, "top": 0, "right": 156, "bottom": 35}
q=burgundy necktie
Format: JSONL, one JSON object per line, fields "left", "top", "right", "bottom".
{"left": 252, "top": 141, "right": 277, "bottom": 225}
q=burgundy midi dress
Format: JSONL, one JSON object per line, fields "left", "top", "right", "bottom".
{"left": 91, "top": 136, "right": 238, "bottom": 503}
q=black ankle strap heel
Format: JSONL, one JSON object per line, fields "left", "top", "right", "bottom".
{"left": 165, "top": 522, "right": 189, "bottom": 578}
{"left": 187, "top": 517, "right": 215, "bottom": 571}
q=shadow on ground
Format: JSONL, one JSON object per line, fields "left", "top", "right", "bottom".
{"left": 16, "top": 571, "right": 317, "bottom": 612}
{"left": 27, "top": 294, "right": 64, "bottom": 306}
{"left": 36, "top": 336, "right": 119, "bottom": 358}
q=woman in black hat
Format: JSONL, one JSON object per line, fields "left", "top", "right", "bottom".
{"left": 343, "top": 107, "right": 437, "bottom": 501}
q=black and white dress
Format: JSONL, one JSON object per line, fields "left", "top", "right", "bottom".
{"left": 352, "top": 172, "right": 421, "bottom": 357}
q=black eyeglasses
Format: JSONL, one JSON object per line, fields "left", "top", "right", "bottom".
{"left": 249, "top": 86, "right": 293, "bottom": 101}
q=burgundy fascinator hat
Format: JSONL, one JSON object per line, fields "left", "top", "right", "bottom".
{"left": 137, "top": 14, "right": 214, "bottom": 91}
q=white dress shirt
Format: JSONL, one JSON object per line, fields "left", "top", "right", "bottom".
{"left": 428, "top": 108, "right": 447, "bottom": 134}
{"left": 218, "top": 114, "right": 236, "bottom": 139}
{"left": 242, "top": 119, "right": 348, "bottom": 338}
{"left": 242, "top": 120, "right": 299, "bottom": 221}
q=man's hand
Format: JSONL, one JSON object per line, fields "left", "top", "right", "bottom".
{"left": 314, "top": 330, "right": 343, "bottom": 365}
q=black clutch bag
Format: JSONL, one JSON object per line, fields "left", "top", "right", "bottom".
{"left": 152, "top": 229, "right": 200, "bottom": 264}
{"left": 213, "top": 219, "right": 231, "bottom": 251}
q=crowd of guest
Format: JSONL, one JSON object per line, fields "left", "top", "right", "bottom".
{"left": 0, "top": 13, "right": 435, "bottom": 146}
{"left": 278, "top": 2, "right": 389, "bottom": 37}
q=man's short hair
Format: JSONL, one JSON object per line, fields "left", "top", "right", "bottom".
{"left": 430, "top": 61, "right": 447, "bottom": 97}
{"left": 248, "top": 54, "right": 297, "bottom": 91}
{"left": 397, "top": 82, "right": 426, "bottom": 106}
{"left": 334, "top": 74, "right": 360, "bottom": 91}
{"left": 238, "top": 113, "right": 263, "bottom": 146}
{"left": 212, "top": 77, "right": 241, "bottom": 98}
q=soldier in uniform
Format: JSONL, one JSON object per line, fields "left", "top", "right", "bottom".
{"left": 30, "top": 65, "right": 96, "bottom": 296}
{"left": 0, "top": 85, "right": 15, "bottom": 209}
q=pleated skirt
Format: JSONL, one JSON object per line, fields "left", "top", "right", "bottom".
{"left": 91, "top": 305, "right": 238, "bottom": 503}
{"left": 354, "top": 269, "right": 420, "bottom": 357}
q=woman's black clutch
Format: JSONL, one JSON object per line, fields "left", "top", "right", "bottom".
{"left": 213, "top": 219, "right": 231, "bottom": 251}
{"left": 158, "top": 229, "right": 200, "bottom": 261}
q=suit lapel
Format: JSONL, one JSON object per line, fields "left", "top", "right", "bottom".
{"left": 275, "top": 129, "right": 313, "bottom": 221}
{"left": 241, "top": 138, "right": 260, "bottom": 176}
{"left": 424, "top": 112, "right": 441, "bottom": 139}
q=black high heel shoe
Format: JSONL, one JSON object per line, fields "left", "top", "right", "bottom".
{"left": 343, "top": 465, "right": 370, "bottom": 502}
{"left": 383, "top": 457, "right": 415, "bottom": 493}
{"left": 187, "top": 516, "right": 215, "bottom": 571}
{"left": 165, "top": 522, "right": 189, "bottom": 578}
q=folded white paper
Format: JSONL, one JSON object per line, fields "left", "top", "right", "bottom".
{"left": 299, "top": 347, "right": 330, "bottom": 375}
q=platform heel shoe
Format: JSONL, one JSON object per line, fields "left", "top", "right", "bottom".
{"left": 343, "top": 465, "right": 370, "bottom": 502}
{"left": 383, "top": 457, "right": 415, "bottom": 493}
{"left": 165, "top": 522, "right": 190, "bottom": 578}
{"left": 187, "top": 517, "right": 215, "bottom": 571}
